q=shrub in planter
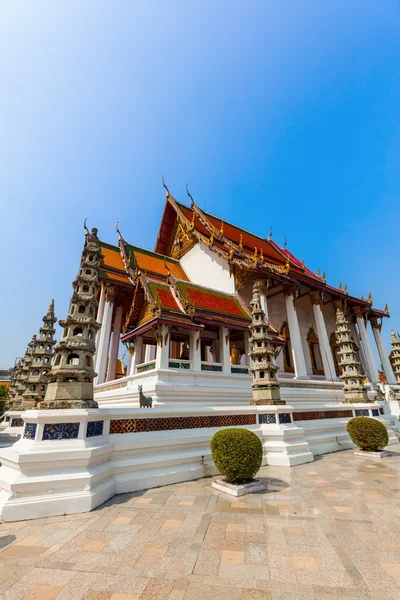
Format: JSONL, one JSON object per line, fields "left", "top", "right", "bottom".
{"left": 346, "top": 416, "right": 388, "bottom": 452}
{"left": 210, "top": 428, "right": 263, "bottom": 484}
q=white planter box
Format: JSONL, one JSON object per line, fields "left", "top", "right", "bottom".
{"left": 354, "top": 449, "right": 391, "bottom": 460}
{"left": 212, "top": 478, "right": 266, "bottom": 497}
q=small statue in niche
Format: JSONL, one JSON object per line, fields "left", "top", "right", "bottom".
{"left": 138, "top": 385, "right": 152, "bottom": 408}
{"left": 180, "top": 341, "right": 190, "bottom": 360}
{"left": 230, "top": 343, "right": 240, "bottom": 365}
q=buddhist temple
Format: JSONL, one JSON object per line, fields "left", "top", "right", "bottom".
{"left": 88, "top": 183, "right": 395, "bottom": 408}
{"left": 0, "top": 183, "right": 399, "bottom": 523}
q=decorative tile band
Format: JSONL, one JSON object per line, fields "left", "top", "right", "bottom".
{"left": 168, "top": 361, "right": 191, "bottom": 370}
{"left": 137, "top": 362, "right": 156, "bottom": 373}
{"left": 11, "top": 418, "right": 24, "bottom": 427}
{"left": 371, "top": 409, "right": 380, "bottom": 417}
{"left": 278, "top": 413, "right": 292, "bottom": 424}
{"left": 259, "top": 414, "right": 276, "bottom": 424}
{"left": 86, "top": 421, "right": 104, "bottom": 437}
{"left": 42, "top": 422, "right": 79, "bottom": 440}
{"left": 23, "top": 423, "right": 37, "bottom": 440}
{"left": 355, "top": 409, "right": 370, "bottom": 417}
{"left": 293, "top": 410, "right": 353, "bottom": 421}
{"left": 231, "top": 366, "right": 249, "bottom": 374}
{"left": 109, "top": 413, "right": 256, "bottom": 434}
{"left": 201, "top": 364, "right": 223, "bottom": 372}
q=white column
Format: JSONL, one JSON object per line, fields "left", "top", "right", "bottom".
{"left": 371, "top": 319, "right": 396, "bottom": 385}
{"left": 94, "top": 285, "right": 106, "bottom": 372}
{"left": 131, "top": 337, "right": 143, "bottom": 375}
{"left": 189, "top": 330, "right": 201, "bottom": 371}
{"left": 126, "top": 350, "right": 133, "bottom": 376}
{"left": 355, "top": 310, "right": 379, "bottom": 384}
{"left": 106, "top": 305, "right": 123, "bottom": 382}
{"left": 260, "top": 294, "right": 269, "bottom": 319}
{"left": 155, "top": 324, "right": 169, "bottom": 369}
{"left": 284, "top": 290, "right": 307, "bottom": 378}
{"left": 219, "top": 326, "right": 231, "bottom": 374}
{"left": 310, "top": 293, "right": 337, "bottom": 380}
{"left": 95, "top": 300, "right": 114, "bottom": 384}
{"left": 244, "top": 331, "right": 252, "bottom": 367}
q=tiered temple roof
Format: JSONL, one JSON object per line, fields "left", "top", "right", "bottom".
{"left": 94, "top": 185, "right": 388, "bottom": 347}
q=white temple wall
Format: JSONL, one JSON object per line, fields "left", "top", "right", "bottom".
{"left": 179, "top": 242, "right": 235, "bottom": 294}
{"left": 0, "top": 401, "right": 394, "bottom": 521}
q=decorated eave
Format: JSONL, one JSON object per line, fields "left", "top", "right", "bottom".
{"left": 154, "top": 185, "right": 389, "bottom": 318}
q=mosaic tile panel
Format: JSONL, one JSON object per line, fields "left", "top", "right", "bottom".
{"left": 42, "top": 422, "right": 79, "bottom": 440}
{"left": 231, "top": 366, "right": 249, "bottom": 374}
{"left": 372, "top": 409, "right": 380, "bottom": 416}
{"left": 137, "top": 362, "right": 156, "bottom": 373}
{"left": 109, "top": 413, "right": 256, "bottom": 434}
{"left": 278, "top": 413, "right": 292, "bottom": 424}
{"left": 86, "top": 421, "right": 104, "bottom": 437}
{"left": 10, "top": 418, "right": 24, "bottom": 427}
{"left": 201, "top": 364, "right": 223, "bottom": 372}
{"left": 169, "top": 361, "right": 191, "bottom": 369}
{"left": 293, "top": 410, "right": 353, "bottom": 421}
{"left": 259, "top": 413, "right": 276, "bottom": 424}
{"left": 23, "top": 422, "right": 37, "bottom": 440}
{"left": 355, "top": 409, "right": 369, "bottom": 417}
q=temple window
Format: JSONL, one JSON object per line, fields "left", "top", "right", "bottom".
{"left": 42, "top": 370, "right": 47, "bottom": 375}
{"left": 88, "top": 254, "right": 94, "bottom": 262}
{"left": 78, "top": 306, "right": 85, "bottom": 314}
{"left": 35, "top": 357, "right": 41, "bottom": 363}
{"left": 73, "top": 327, "right": 83, "bottom": 336}
{"left": 33, "top": 370, "right": 39, "bottom": 376}
{"left": 85, "top": 356, "right": 91, "bottom": 367}
{"left": 39, "top": 344, "right": 44, "bottom": 349}
{"left": 307, "top": 327, "right": 324, "bottom": 376}
{"left": 88, "top": 330, "right": 93, "bottom": 339}
{"left": 31, "top": 385, "right": 36, "bottom": 391}
{"left": 67, "top": 354, "right": 80, "bottom": 366}
{"left": 85, "top": 269, "right": 91, "bottom": 275}
{"left": 46, "top": 345, "right": 51, "bottom": 350}
{"left": 169, "top": 331, "right": 190, "bottom": 361}
{"left": 44, "top": 357, "right": 49, "bottom": 363}
{"left": 230, "top": 331, "right": 245, "bottom": 365}
{"left": 40, "top": 385, "right": 45, "bottom": 391}
{"left": 82, "top": 285, "right": 90, "bottom": 293}
{"left": 259, "top": 371, "right": 265, "bottom": 379}
{"left": 329, "top": 332, "right": 341, "bottom": 376}
{"left": 280, "top": 322, "right": 294, "bottom": 373}
{"left": 55, "top": 355, "right": 61, "bottom": 366}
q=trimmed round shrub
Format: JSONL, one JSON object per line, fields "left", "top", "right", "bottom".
{"left": 210, "top": 428, "right": 263, "bottom": 484}
{"left": 346, "top": 416, "right": 388, "bottom": 452}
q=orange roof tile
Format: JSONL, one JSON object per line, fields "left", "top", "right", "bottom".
{"left": 101, "top": 246, "right": 125, "bottom": 272}
{"left": 134, "top": 250, "right": 188, "bottom": 280}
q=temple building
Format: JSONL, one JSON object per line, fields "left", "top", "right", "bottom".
{"left": 90, "top": 184, "right": 395, "bottom": 408}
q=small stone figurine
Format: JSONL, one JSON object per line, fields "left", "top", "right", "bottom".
{"left": 138, "top": 385, "right": 153, "bottom": 408}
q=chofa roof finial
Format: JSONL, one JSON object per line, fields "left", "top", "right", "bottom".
{"left": 116, "top": 221, "right": 123, "bottom": 241}
{"left": 185, "top": 183, "right": 195, "bottom": 208}
{"left": 83, "top": 218, "right": 89, "bottom": 237}
{"left": 162, "top": 175, "right": 170, "bottom": 197}
{"left": 267, "top": 227, "right": 273, "bottom": 241}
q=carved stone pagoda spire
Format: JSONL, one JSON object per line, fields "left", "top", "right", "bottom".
{"left": 249, "top": 280, "right": 284, "bottom": 405}
{"left": 20, "top": 301, "right": 57, "bottom": 409}
{"left": 390, "top": 330, "right": 400, "bottom": 384}
{"left": 39, "top": 227, "right": 102, "bottom": 409}
{"left": 7, "top": 336, "right": 36, "bottom": 409}
{"left": 335, "top": 306, "right": 369, "bottom": 403}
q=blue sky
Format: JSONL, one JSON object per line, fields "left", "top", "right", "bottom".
{"left": 1, "top": 1, "right": 399, "bottom": 366}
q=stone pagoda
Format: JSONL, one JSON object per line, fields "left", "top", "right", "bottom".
{"left": 249, "top": 280, "right": 284, "bottom": 405}
{"left": 335, "top": 306, "right": 369, "bottom": 403}
{"left": 7, "top": 337, "right": 36, "bottom": 409}
{"left": 39, "top": 226, "right": 102, "bottom": 409}
{"left": 390, "top": 330, "right": 400, "bottom": 384}
{"left": 20, "top": 301, "right": 57, "bottom": 409}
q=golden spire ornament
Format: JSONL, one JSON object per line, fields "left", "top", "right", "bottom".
{"left": 384, "top": 303, "right": 390, "bottom": 315}
{"left": 322, "top": 271, "right": 326, "bottom": 283}
{"left": 317, "top": 268, "right": 321, "bottom": 279}
{"left": 338, "top": 282, "right": 343, "bottom": 290}
{"left": 367, "top": 291, "right": 373, "bottom": 304}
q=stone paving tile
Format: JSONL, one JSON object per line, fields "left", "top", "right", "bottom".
{"left": 2, "top": 447, "right": 400, "bottom": 598}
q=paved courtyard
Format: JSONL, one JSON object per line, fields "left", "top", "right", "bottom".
{"left": 1, "top": 447, "right": 400, "bottom": 599}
